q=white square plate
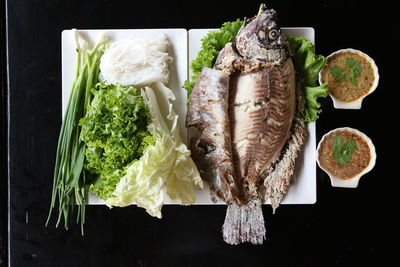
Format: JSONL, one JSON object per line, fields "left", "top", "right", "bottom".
{"left": 61, "top": 27, "right": 316, "bottom": 205}
{"left": 188, "top": 28, "right": 316, "bottom": 205}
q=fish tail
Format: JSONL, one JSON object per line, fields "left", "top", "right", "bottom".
{"left": 222, "top": 200, "right": 266, "bottom": 245}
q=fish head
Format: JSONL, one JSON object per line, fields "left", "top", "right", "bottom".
{"left": 235, "top": 8, "right": 288, "bottom": 64}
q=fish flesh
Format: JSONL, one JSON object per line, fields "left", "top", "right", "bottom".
{"left": 186, "top": 5, "right": 306, "bottom": 244}
{"left": 229, "top": 59, "right": 296, "bottom": 200}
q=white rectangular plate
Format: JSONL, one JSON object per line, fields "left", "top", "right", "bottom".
{"left": 62, "top": 29, "right": 188, "bottom": 205}
{"left": 188, "top": 28, "right": 316, "bottom": 205}
{"left": 61, "top": 27, "right": 316, "bottom": 205}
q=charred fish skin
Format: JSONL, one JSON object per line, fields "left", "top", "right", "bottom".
{"left": 214, "top": 42, "right": 242, "bottom": 75}
{"left": 186, "top": 67, "right": 239, "bottom": 204}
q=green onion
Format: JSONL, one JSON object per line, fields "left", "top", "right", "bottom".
{"left": 46, "top": 30, "right": 107, "bottom": 234}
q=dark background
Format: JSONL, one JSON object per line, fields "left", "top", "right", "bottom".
{"left": 1, "top": 0, "right": 398, "bottom": 266}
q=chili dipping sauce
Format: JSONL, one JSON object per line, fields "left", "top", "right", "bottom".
{"left": 318, "top": 129, "right": 371, "bottom": 180}
{"left": 320, "top": 50, "right": 376, "bottom": 102}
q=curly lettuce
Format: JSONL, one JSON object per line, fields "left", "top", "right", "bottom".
{"left": 287, "top": 36, "right": 328, "bottom": 123}
{"left": 80, "top": 82, "right": 154, "bottom": 200}
{"left": 105, "top": 82, "right": 203, "bottom": 217}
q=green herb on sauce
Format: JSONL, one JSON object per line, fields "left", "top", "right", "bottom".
{"left": 332, "top": 135, "right": 357, "bottom": 167}
{"left": 330, "top": 57, "right": 362, "bottom": 86}
{"left": 330, "top": 66, "right": 345, "bottom": 83}
{"left": 345, "top": 57, "right": 362, "bottom": 86}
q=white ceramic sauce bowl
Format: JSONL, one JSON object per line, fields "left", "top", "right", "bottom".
{"left": 316, "top": 127, "right": 376, "bottom": 188}
{"left": 319, "top": 48, "right": 379, "bottom": 109}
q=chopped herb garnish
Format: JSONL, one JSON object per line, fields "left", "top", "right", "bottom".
{"left": 330, "top": 57, "right": 362, "bottom": 86}
{"left": 332, "top": 135, "right": 357, "bottom": 167}
{"left": 346, "top": 57, "right": 362, "bottom": 86}
{"left": 330, "top": 66, "right": 346, "bottom": 83}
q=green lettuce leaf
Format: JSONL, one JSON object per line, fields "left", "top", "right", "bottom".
{"left": 105, "top": 82, "right": 203, "bottom": 217}
{"left": 80, "top": 82, "right": 154, "bottom": 200}
{"left": 304, "top": 83, "right": 329, "bottom": 124}
{"left": 183, "top": 19, "right": 244, "bottom": 100}
{"left": 287, "top": 36, "right": 328, "bottom": 123}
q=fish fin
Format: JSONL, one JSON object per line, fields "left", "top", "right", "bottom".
{"left": 222, "top": 203, "right": 241, "bottom": 245}
{"left": 222, "top": 201, "right": 266, "bottom": 245}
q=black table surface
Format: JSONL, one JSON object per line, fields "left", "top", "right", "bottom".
{"left": 1, "top": 0, "right": 398, "bottom": 266}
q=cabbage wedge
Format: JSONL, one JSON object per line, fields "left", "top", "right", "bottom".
{"left": 105, "top": 82, "right": 203, "bottom": 218}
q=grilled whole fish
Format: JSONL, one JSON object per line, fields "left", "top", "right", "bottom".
{"left": 186, "top": 5, "right": 306, "bottom": 245}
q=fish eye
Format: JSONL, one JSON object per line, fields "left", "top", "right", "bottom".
{"left": 269, "top": 29, "right": 278, "bottom": 40}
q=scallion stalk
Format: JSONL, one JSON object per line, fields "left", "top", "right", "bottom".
{"left": 46, "top": 30, "right": 107, "bottom": 235}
